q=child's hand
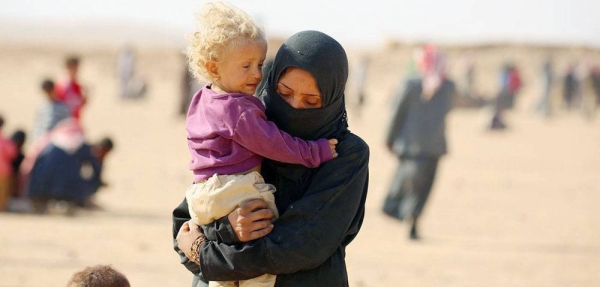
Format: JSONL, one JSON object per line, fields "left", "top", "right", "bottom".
{"left": 328, "top": 139, "right": 338, "bottom": 158}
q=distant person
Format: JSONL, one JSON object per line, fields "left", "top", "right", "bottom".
{"left": 463, "top": 54, "right": 475, "bottom": 99}
{"left": 579, "top": 65, "right": 598, "bottom": 118}
{"left": 354, "top": 55, "right": 370, "bottom": 109}
{"left": 9, "top": 130, "right": 26, "bottom": 199}
{"left": 67, "top": 265, "right": 130, "bottom": 287}
{"left": 82, "top": 137, "right": 114, "bottom": 208}
{"left": 536, "top": 58, "right": 554, "bottom": 117}
{"left": 455, "top": 52, "right": 485, "bottom": 108}
{"left": 56, "top": 56, "right": 87, "bottom": 120}
{"left": 31, "top": 79, "right": 71, "bottom": 142}
{"left": 489, "top": 63, "right": 522, "bottom": 130}
{"left": 183, "top": 4, "right": 337, "bottom": 287}
{"left": 179, "top": 54, "right": 204, "bottom": 116}
{"left": 0, "top": 116, "right": 18, "bottom": 211}
{"left": 563, "top": 63, "right": 580, "bottom": 109}
{"left": 591, "top": 65, "right": 600, "bottom": 104}
{"left": 117, "top": 46, "right": 147, "bottom": 99}
{"left": 382, "top": 45, "right": 456, "bottom": 240}
{"left": 27, "top": 120, "right": 113, "bottom": 213}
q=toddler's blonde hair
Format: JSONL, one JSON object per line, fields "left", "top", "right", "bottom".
{"left": 187, "top": 1, "right": 266, "bottom": 82}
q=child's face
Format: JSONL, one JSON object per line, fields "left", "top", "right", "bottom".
{"left": 212, "top": 40, "right": 266, "bottom": 95}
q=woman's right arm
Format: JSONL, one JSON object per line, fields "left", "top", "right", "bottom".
{"left": 172, "top": 198, "right": 275, "bottom": 276}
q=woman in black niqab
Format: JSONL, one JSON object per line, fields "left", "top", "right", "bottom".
{"left": 173, "top": 30, "right": 369, "bottom": 287}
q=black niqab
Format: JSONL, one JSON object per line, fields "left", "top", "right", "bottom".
{"left": 259, "top": 30, "right": 349, "bottom": 141}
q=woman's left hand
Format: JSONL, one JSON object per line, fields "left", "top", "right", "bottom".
{"left": 176, "top": 220, "right": 203, "bottom": 261}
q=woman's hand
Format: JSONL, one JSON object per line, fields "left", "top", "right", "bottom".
{"left": 228, "top": 199, "right": 275, "bottom": 242}
{"left": 176, "top": 221, "right": 204, "bottom": 261}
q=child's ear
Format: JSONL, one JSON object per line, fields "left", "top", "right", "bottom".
{"left": 205, "top": 61, "right": 220, "bottom": 81}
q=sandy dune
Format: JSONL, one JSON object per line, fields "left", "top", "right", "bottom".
{"left": 0, "top": 42, "right": 599, "bottom": 287}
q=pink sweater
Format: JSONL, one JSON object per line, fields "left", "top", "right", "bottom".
{"left": 186, "top": 86, "right": 333, "bottom": 182}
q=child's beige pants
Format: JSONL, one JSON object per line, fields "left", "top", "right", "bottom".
{"left": 186, "top": 171, "right": 278, "bottom": 287}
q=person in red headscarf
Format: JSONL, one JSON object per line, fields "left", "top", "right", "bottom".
{"left": 382, "top": 44, "right": 457, "bottom": 240}
{"left": 56, "top": 56, "right": 87, "bottom": 121}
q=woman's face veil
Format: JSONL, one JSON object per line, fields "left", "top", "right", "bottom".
{"left": 260, "top": 30, "right": 349, "bottom": 140}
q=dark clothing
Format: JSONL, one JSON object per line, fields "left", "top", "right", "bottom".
{"left": 386, "top": 78, "right": 455, "bottom": 158}
{"left": 564, "top": 71, "right": 579, "bottom": 108}
{"left": 27, "top": 143, "right": 101, "bottom": 204}
{"left": 173, "top": 31, "right": 369, "bottom": 287}
{"left": 173, "top": 133, "right": 369, "bottom": 286}
{"left": 10, "top": 151, "right": 24, "bottom": 197}
{"left": 383, "top": 157, "right": 438, "bottom": 220}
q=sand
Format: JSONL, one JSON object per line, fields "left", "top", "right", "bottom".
{"left": 0, "top": 41, "right": 599, "bottom": 287}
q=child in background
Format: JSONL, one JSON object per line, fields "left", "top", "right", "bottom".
{"left": 67, "top": 265, "right": 130, "bottom": 287}
{"left": 183, "top": 2, "right": 337, "bottom": 287}
{"left": 9, "top": 130, "right": 26, "bottom": 199}
{"left": 56, "top": 57, "right": 87, "bottom": 120}
{"left": 0, "top": 116, "right": 17, "bottom": 211}
{"left": 32, "top": 79, "right": 71, "bottom": 142}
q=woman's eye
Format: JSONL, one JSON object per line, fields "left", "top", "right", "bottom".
{"left": 277, "top": 90, "right": 291, "bottom": 97}
{"left": 305, "top": 98, "right": 319, "bottom": 105}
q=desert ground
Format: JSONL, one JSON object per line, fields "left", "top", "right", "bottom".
{"left": 0, "top": 40, "right": 599, "bottom": 287}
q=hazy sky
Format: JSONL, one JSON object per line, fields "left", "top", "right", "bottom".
{"left": 2, "top": 0, "right": 599, "bottom": 47}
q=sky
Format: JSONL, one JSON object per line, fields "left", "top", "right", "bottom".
{"left": 1, "top": 0, "right": 599, "bottom": 48}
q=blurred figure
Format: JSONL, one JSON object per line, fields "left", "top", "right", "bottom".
{"left": 354, "top": 55, "right": 370, "bottom": 110}
{"left": 579, "top": 64, "right": 598, "bottom": 118}
{"left": 489, "top": 62, "right": 522, "bottom": 130}
{"left": 67, "top": 265, "right": 130, "bottom": 287}
{"left": 536, "top": 58, "right": 554, "bottom": 117}
{"left": 0, "top": 116, "right": 18, "bottom": 211}
{"left": 31, "top": 79, "right": 71, "bottom": 142}
{"left": 563, "top": 62, "right": 580, "bottom": 109}
{"left": 382, "top": 45, "right": 456, "bottom": 240}
{"left": 9, "top": 130, "right": 26, "bottom": 199}
{"left": 455, "top": 52, "right": 486, "bottom": 108}
{"left": 56, "top": 56, "right": 87, "bottom": 121}
{"left": 27, "top": 119, "right": 113, "bottom": 214}
{"left": 116, "top": 46, "right": 147, "bottom": 100}
{"left": 591, "top": 65, "right": 600, "bottom": 104}
{"left": 463, "top": 54, "right": 475, "bottom": 99}
{"left": 179, "top": 55, "right": 204, "bottom": 116}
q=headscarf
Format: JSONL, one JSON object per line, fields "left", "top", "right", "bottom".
{"left": 416, "top": 44, "right": 447, "bottom": 99}
{"left": 259, "top": 30, "right": 349, "bottom": 141}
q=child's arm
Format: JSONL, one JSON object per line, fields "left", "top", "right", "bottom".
{"left": 232, "top": 109, "right": 336, "bottom": 167}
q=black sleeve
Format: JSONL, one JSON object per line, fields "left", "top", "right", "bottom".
{"left": 199, "top": 134, "right": 370, "bottom": 280}
{"left": 171, "top": 198, "right": 241, "bottom": 277}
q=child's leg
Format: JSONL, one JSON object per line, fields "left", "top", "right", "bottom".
{"left": 248, "top": 172, "right": 279, "bottom": 219}
{"left": 186, "top": 172, "right": 277, "bottom": 226}
{"left": 0, "top": 176, "right": 8, "bottom": 211}
{"left": 239, "top": 274, "right": 276, "bottom": 287}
